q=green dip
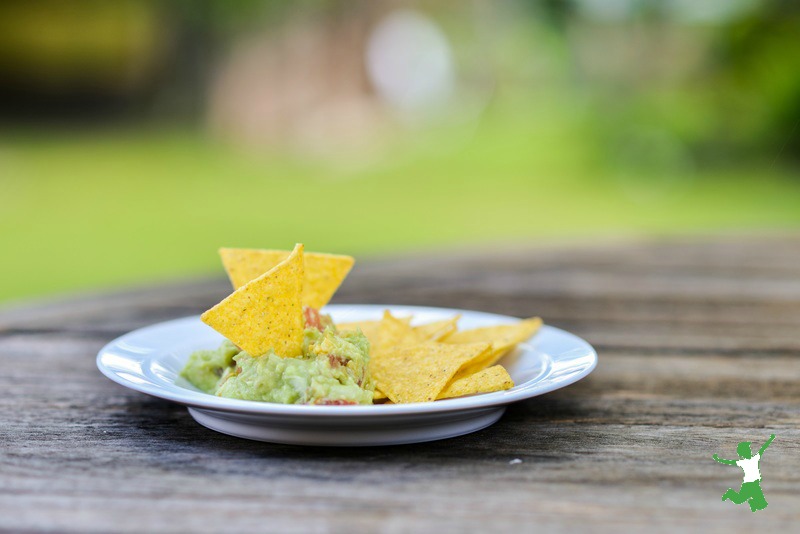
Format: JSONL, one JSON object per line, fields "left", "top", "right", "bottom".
{"left": 180, "top": 327, "right": 373, "bottom": 405}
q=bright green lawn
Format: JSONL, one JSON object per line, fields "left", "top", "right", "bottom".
{"left": 2, "top": 123, "right": 800, "bottom": 304}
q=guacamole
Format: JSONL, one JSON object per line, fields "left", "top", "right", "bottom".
{"left": 180, "top": 326, "right": 373, "bottom": 405}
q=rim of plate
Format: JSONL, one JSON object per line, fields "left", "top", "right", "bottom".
{"left": 96, "top": 304, "right": 597, "bottom": 417}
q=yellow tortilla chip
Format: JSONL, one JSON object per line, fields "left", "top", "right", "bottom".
{"left": 447, "top": 317, "right": 542, "bottom": 375}
{"left": 413, "top": 316, "right": 460, "bottom": 342}
{"left": 372, "top": 342, "right": 491, "bottom": 403}
{"left": 446, "top": 317, "right": 542, "bottom": 347}
{"left": 374, "top": 311, "right": 423, "bottom": 353}
{"left": 338, "top": 315, "right": 416, "bottom": 401}
{"left": 219, "top": 248, "right": 354, "bottom": 309}
{"left": 339, "top": 313, "right": 455, "bottom": 356}
{"left": 201, "top": 244, "right": 305, "bottom": 357}
{"left": 438, "top": 365, "right": 514, "bottom": 400}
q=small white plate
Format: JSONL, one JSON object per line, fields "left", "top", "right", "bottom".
{"left": 97, "top": 304, "right": 597, "bottom": 446}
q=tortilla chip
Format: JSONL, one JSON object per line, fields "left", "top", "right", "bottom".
{"left": 447, "top": 317, "right": 542, "bottom": 374}
{"left": 371, "top": 342, "right": 491, "bottom": 403}
{"left": 374, "top": 311, "right": 423, "bottom": 353}
{"left": 339, "top": 316, "right": 409, "bottom": 403}
{"left": 339, "top": 314, "right": 456, "bottom": 356}
{"left": 201, "top": 244, "right": 305, "bottom": 357}
{"left": 438, "top": 365, "right": 514, "bottom": 400}
{"left": 446, "top": 317, "right": 542, "bottom": 347}
{"left": 413, "top": 316, "right": 460, "bottom": 342}
{"left": 219, "top": 248, "right": 354, "bottom": 309}
{"left": 338, "top": 314, "right": 417, "bottom": 399}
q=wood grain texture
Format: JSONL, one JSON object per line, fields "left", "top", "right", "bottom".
{"left": 2, "top": 235, "right": 800, "bottom": 533}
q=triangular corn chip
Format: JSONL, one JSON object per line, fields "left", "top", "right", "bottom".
{"left": 374, "top": 311, "right": 424, "bottom": 355}
{"left": 201, "top": 244, "right": 305, "bottom": 357}
{"left": 219, "top": 248, "right": 354, "bottom": 309}
{"left": 413, "top": 316, "right": 460, "bottom": 342}
{"left": 446, "top": 317, "right": 542, "bottom": 376}
{"left": 446, "top": 317, "right": 542, "bottom": 347}
{"left": 438, "top": 365, "right": 514, "bottom": 400}
{"left": 371, "top": 342, "right": 491, "bottom": 403}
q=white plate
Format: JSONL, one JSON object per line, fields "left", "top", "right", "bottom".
{"left": 97, "top": 304, "right": 597, "bottom": 446}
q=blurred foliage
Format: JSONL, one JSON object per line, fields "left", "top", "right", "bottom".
{"left": 1, "top": 0, "right": 799, "bottom": 302}
{"left": 1, "top": 0, "right": 798, "bottom": 161}
{"left": 0, "top": 1, "right": 161, "bottom": 85}
{"left": 714, "top": 0, "right": 800, "bottom": 157}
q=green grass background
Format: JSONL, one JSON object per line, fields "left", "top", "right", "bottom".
{"left": 2, "top": 116, "right": 800, "bottom": 305}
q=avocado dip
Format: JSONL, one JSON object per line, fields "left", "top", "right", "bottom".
{"left": 180, "top": 323, "right": 374, "bottom": 405}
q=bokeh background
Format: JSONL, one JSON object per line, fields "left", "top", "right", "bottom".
{"left": 1, "top": 0, "right": 799, "bottom": 304}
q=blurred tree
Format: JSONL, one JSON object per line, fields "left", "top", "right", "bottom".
{"left": 0, "top": 0, "right": 166, "bottom": 118}
{"left": 713, "top": 0, "right": 800, "bottom": 161}
{"left": 0, "top": 0, "right": 797, "bottom": 165}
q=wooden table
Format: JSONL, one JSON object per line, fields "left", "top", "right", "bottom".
{"left": 2, "top": 236, "right": 799, "bottom": 532}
